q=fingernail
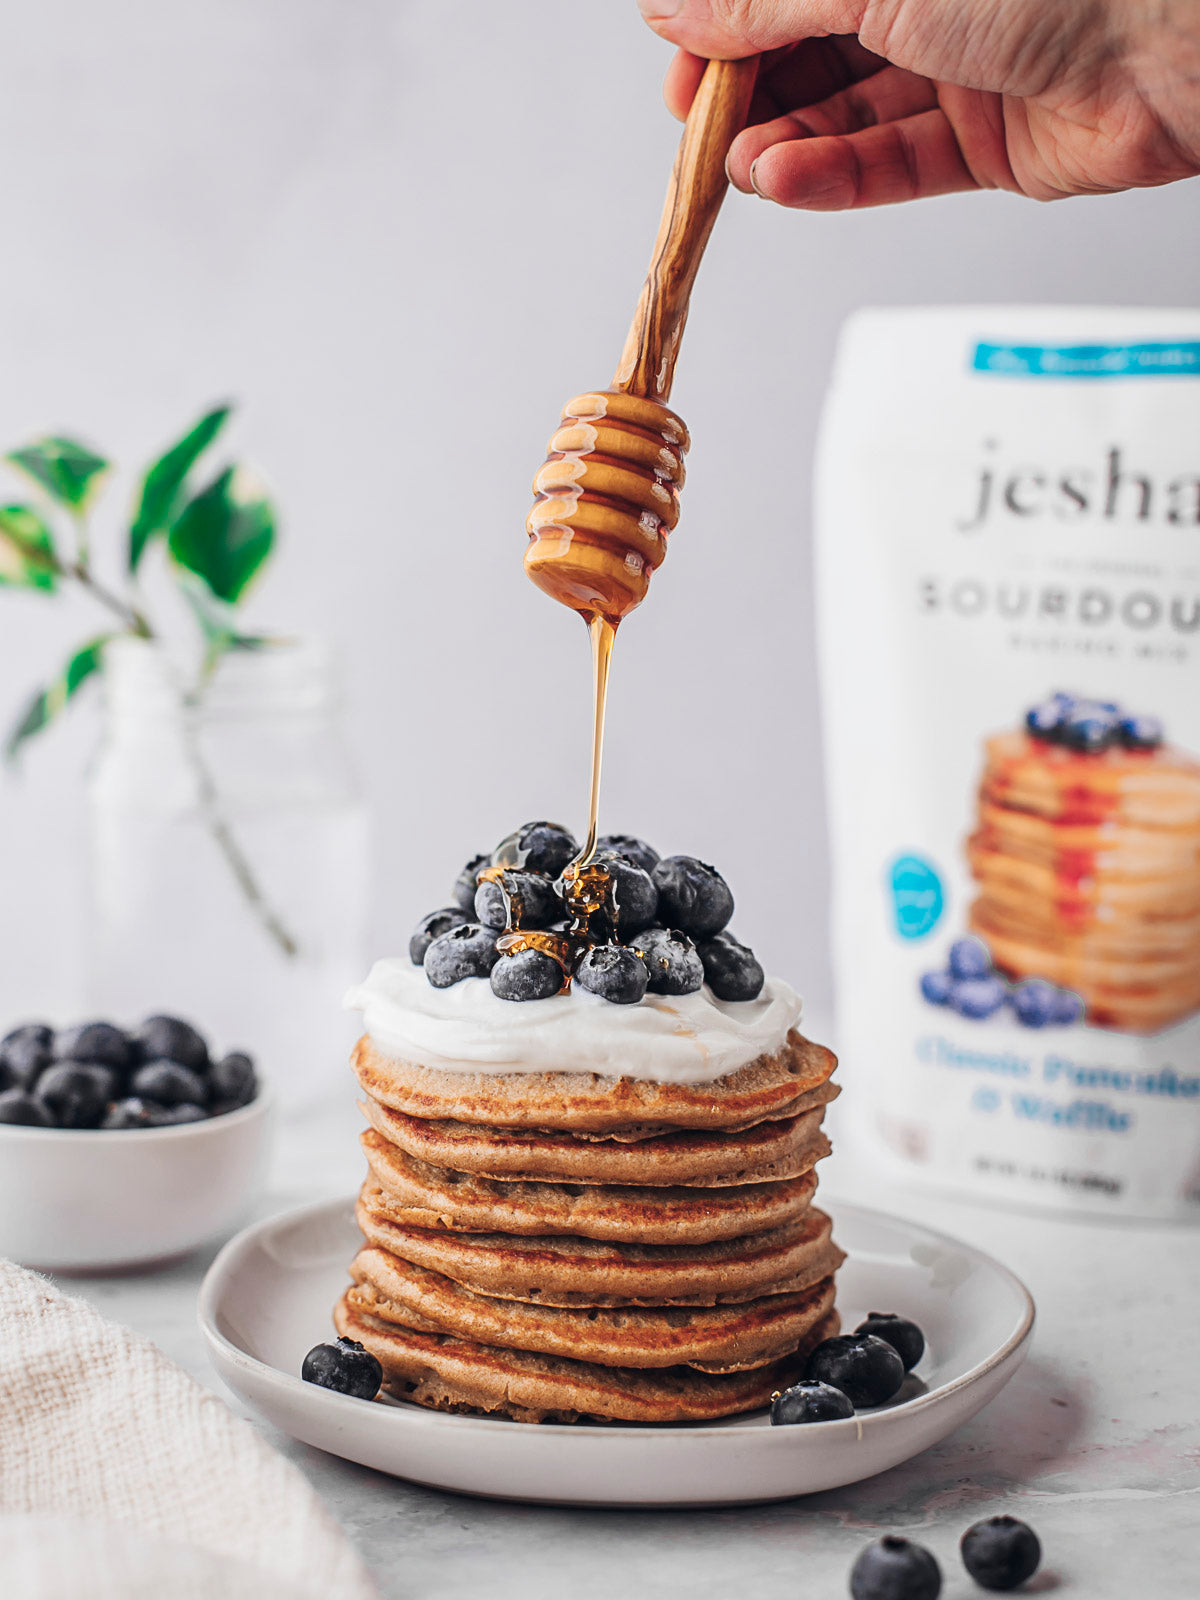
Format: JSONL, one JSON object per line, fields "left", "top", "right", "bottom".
{"left": 637, "top": 0, "right": 683, "bottom": 16}
{"left": 749, "top": 158, "right": 766, "bottom": 197}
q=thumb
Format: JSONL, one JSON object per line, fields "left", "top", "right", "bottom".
{"left": 635, "top": 0, "right": 867, "bottom": 55}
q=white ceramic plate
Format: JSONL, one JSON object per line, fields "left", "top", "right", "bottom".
{"left": 199, "top": 1196, "right": 1034, "bottom": 1507}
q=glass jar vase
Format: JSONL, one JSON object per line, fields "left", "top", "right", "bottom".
{"left": 86, "top": 637, "right": 369, "bottom": 1107}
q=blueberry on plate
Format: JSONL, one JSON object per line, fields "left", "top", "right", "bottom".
{"left": 947, "top": 937, "right": 992, "bottom": 982}
{"left": 960, "top": 1516, "right": 1041, "bottom": 1591}
{"left": 1049, "top": 988, "right": 1084, "bottom": 1027}
{"left": 209, "top": 1051, "right": 257, "bottom": 1108}
{"left": 0, "top": 1087, "right": 55, "bottom": 1127}
{"left": 952, "top": 977, "right": 1009, "bottom": 1021}
{"left": 1119, "top": 713, "right": 1163, "bottom": 751}
{"left": 850, "top": 1536, "right": 942, "bottom": 1600}
{"left": 424, "top": 924, "right": 500, "bottom": 987}
{"left": 575, "top": 945, "right": 649, "bottom": 1005}
{"left": 35, "top": 1063, "right": 117, "bottom": 1129}
{"left": 54, "top": 1021, "right": 133, "bottom": 1072}
{"left": 697, "top": 931, "right": 765, "bottom": 1002}
{"left": 769, "top": 1379, "right": 854, "bottom": 1425}
{"left": 593, "top": 852, "right": 658, "bottom": 936}
{"left": 595, "top": 833, "right": 660, "bottom": 876}
{"left": 1010, "top": 979, "right": 1057, "bottom": 1029}
{"left": 491, "top": 820, "right": 578, "bottom": 879}
{"left": 452, "top": 853, "right": 490, "bottom": 913}
{"left": 629, "top": 927, "right": 704, "bottom": 996}
{"left": 651, "top": 857, "right": 734, "bottom": 938}
{"left": 102, "top": 1097, "right": 162, "bottom": 1130}
{"left": 301, "top": 1336, "right": 383, "bottom": 1400}
{"left": 853, "top": 1313, "right": 925, "bottom": 1372}
{"left": 133, "top": 1015, "right": 209, "bottom": 1073}
{"left": 805, "top": 1333, "right": 905, "bottom": 1408}
{"left": 410, "top": 906, "right": 470, "bottom": 965}
{"left": 474, "top": 870, "right": 561, "bottom": 931}
{"left": 490, "top": 948, "right": 564, "bottom": 1002}
{"left": 131, "top": 1059, "right": 208, "bottom": 1108}
{"left": 919, "top": 971, "right": 953, "bottom": 1006}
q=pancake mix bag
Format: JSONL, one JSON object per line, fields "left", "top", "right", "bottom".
{"left": 816, "top": 306, "right": 1200, "bottom": 1220}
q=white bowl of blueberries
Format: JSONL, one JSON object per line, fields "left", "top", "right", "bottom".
{"left": 0, "top": 1013, "right": 269, "bottom": 1272}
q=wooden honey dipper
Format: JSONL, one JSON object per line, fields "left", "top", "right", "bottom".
{"left": 525, "top": 56, "right": 759, "bottom": 628}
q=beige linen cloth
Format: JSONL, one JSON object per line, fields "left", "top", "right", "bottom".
{"left": 0, "top": 1259, "right": 380, "bottom": 1600}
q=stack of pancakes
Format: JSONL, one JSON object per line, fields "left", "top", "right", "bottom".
{"left": 335, "top": 1029, "right": 843, "bottom": 1423}
{"left": 968, "top": 730, "right": 1200, "bottom": 1033}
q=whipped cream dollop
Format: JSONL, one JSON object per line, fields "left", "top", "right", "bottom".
{"left": 345, "top": 958, "right": 803, "bottom": 1084}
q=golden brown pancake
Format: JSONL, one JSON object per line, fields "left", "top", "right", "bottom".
{"left": 360, "top": 1128, "right": 819, "bottom": 1245}
{"left": 351, "top": 1029, "right": 837, "bottom": 1134}
{"left": 979, "top": 730, "right": 1200, "bottom": 828}
{"left": 334, "top": 1294, "right": 840, "bottom": 1423}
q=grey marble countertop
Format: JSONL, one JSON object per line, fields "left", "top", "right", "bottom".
{"left": 55, "top": 1093, "right": 1198, "bottom": 1600}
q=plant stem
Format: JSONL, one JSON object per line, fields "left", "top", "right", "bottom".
{"left": 70, "top": 562, "right": 153, "bottom": 637}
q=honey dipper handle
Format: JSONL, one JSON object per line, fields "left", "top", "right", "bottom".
{"left": 612, "top": 56, "right": 759, "bottom": 403}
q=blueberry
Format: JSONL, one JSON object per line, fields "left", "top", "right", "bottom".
{"left": 102, "top": 1097, "right": 161, "bottom": 1130}
{"left": 1010, "top": 979, "right": 1056, "bottom": 1029}
{"left": 770, "top": 1379, "right": 855, "bottom": 1425}
{"left": 593, "top": 852, "right": 658, "bottom": 935}
{"left": 424, "top": 923, "right": 500, "bottom": 987}
{"left": 155, "top": 1102, "right": 207, "bottom": 1125}
{"left": 920, "top": 971, "right": 954, "bottom": 1006}
{"left": 948, "top": 937, "right": 992, "bottom": 981}
{"left": 853, "top": 1313, "right": 925, "bottom": 1372}
{"left": 1049, "top": 988, "right": 1084, "bottom": 1026}
{"left": 952, "top": 977, "right": 1009, "bottom": 1021}
{"left": 651, "top": 857, "right": 734, "bottom": 937}
{"left": 491, "top": 820, "right": 578, "bottom": 878}
{"left": 576, "top": 945, "right": 649, "bottom": 1005}
{"left": 595, "top": 834, "right": 660, "bottom": 876}
{"left": 0, "top": 1088, "right": 55, "bottom": 1126}
{"left": 133, "top": 1014, "right": 209, "bottom": 1073}
{"left": 210, "top": 1051, "right": 257, "bottom": 1107}
{"left": 54, "top": 1021, "right": 133, "bottom": 1072}
{"left": 301, "top": 1336, "right": 383, "bottom": 1400}
{"left": 1024, "top": 700, "right": 1065, "bottom": 739}
{"left": 805, "top": 1333, "right": 905, "bottom": 1408}
{"left": 131, "top": 1059, "right": 208, "bottom": 1108}
{"left": 0, "top": 1030, "right": 53, "bottom": 1090}
{"left": 452, "top": 853, "right": 489, "bottom": 913}
{"left": 1062, "top": 710, "right": 1118, "bottom": 752}
{"left": 474, "top": 870, "right": 561, "bottom": 931}
{"left": 960, "top": 1516, "right": 1041, "bottom": 1591}
{"left": 35, "top": 1063, "right": 117, "bottom": 1128}
{"left": 850, "top": 1536, "right": 942, "bottom": 1600}
{"left": 697, "top": 931, "right": 765, "bottom": 1001}
{"left": 490, "top": 948, "right": 564, "bottom": 1002}
{"left": 1119, "top": 713, "right": 1163, "bottom": 751}
{"left": 630, "top": 927, "right": 704, "bottom": 995}
{"left": 410, "top": 906, "right": 470, "bottom": 964}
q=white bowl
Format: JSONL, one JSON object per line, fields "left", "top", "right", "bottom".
{"left": 0, "top": 1087, "right": 272, "bottom": 1272}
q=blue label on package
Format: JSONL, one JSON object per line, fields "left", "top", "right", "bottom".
{"left": 972, "top": 340, "right": 1200, "bottom": 380}
{"left": 889, "top": 855, "right": 944, "bottom": 940}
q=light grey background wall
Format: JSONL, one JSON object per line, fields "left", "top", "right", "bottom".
{"left": 1, "top": 0, "right": 1197, "bottom": 1038}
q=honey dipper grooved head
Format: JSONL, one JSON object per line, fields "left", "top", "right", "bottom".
{"left": 526, "top": 389, "right": 690, "bottom": 624}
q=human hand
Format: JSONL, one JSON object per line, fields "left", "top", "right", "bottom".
{"left": 638, "top": 0, "right": 1200, "bottom": 207}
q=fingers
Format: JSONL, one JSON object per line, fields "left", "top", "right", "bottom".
{"left": 638, "top": 0, "right": 867, "bottom": 57}
{"left": 665, "top": 36, "right": 884, "bottom": 124}
{"left": 746, "top": 105, "right": 979, "bottom": 207}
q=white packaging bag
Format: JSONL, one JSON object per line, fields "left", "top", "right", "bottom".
{"left": 816, "top": 306, "right": 1200, "bottom": 1220}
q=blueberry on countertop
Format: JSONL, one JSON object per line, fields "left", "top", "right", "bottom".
{"left": 1119, "top": 713, "right": 1163, "bottom": 751}
{"left": 0, "top": 1087, "right": 55, "bottom": 1126}
{"left": 491, "top": 820, "right": 578, "bottom": 879}
{"left": 770, "top": 1379, "right": 855, "bottom": 1425}
{"left": 630, "top": 927, "right": 705, "bottom": 996}
{"left": 35, "top": 1063, "right": 117, "bottom": 1129}
{"left": 919, "top": 971, "right": 954, "bottom": 1006}
{"left": 474, "top": 870, "right": 561, "bottom": 932}
{"left": 853, "top": 1313, "right": 925, "bottom": 1372}
{"left": 133, "top": 1014, "right": 209, "bottom": 1073}
{"left": 651, "top": 857, "right": 734, "bottom": 938}
{"left": 490, "top": 948, "right": 564, "bottom": 1002}
{"left": 1049, "top": 988, "right": 1084, "bottom": 1027}
{"left": 595, "top": 833, "right": 660, "bottom": 876}
{"left": 948, "top": 937, "right": 992, "bottom": 982}
{"left": 301, "top": 1336, "right": 383, "bottom": 1400}
{"left": 697, "top": 931, "right": 765, "bottom": 1002}
{"left": 593, "top": 852, "right": 658, "bottom": 936}
{"left": 806, "top": 1333, "right": 905, "bottom": 1408}
{"left": 452, "top": 853, "right": 489, "bottom": 913}
{"left": 952, "top": 977, "right": 1009, "bottom": 1021}
{"left": 410, "top": 907, "right": 470, "bottom": 965}
{"left": 960, "top": 1516, "right": 1041, "bottom": 1591}
{"left": 575, "top": 945, "right": 649, "bottom": 1005}
{"left": 424, "top": 923, "right": 501, "bottom": 987}
{"left": 1010, "top": 979, "right": 1057, "bottom": 1029}
{"left": 209, "top": 1051, "right": 258, "bottom": 1109}
{"left": 53, "top": 1021, "right": 133, "bottom": 1072}
{"left": 131, "top": 1059, "right": 209, "bottom": 1108}
{"left": 850, "top": 1536, "right": 942, "bottom": 1600}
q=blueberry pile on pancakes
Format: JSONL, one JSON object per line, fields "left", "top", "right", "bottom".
{"left": 336, "top": 824, "right": 843, "bottom": 1424}
{"left": 968, "top": 696, "right": 1200, "bottom": 1034}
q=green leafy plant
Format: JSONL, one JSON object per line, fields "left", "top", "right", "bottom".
{"left": 0, "top": 404, "right": 298, "bottom": 956}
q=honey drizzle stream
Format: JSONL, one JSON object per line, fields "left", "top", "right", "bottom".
{"left": 574, "top": 613, "right": 616, "bottom": 873}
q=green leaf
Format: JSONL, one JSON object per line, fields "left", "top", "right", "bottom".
{"left": 6, "top": 436, "right": 109, "bottom": 511}
{"left": 0, "top": 505, "right": 59, "bottom": 591}
{"left": 4, "top": 635, "right": 110, "bottom": 763}
{"left": 167, "top": 465, "right": 276, "bottom": 604}
{"left": 129, "top": 403, "right": 232, "bottom": 573}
